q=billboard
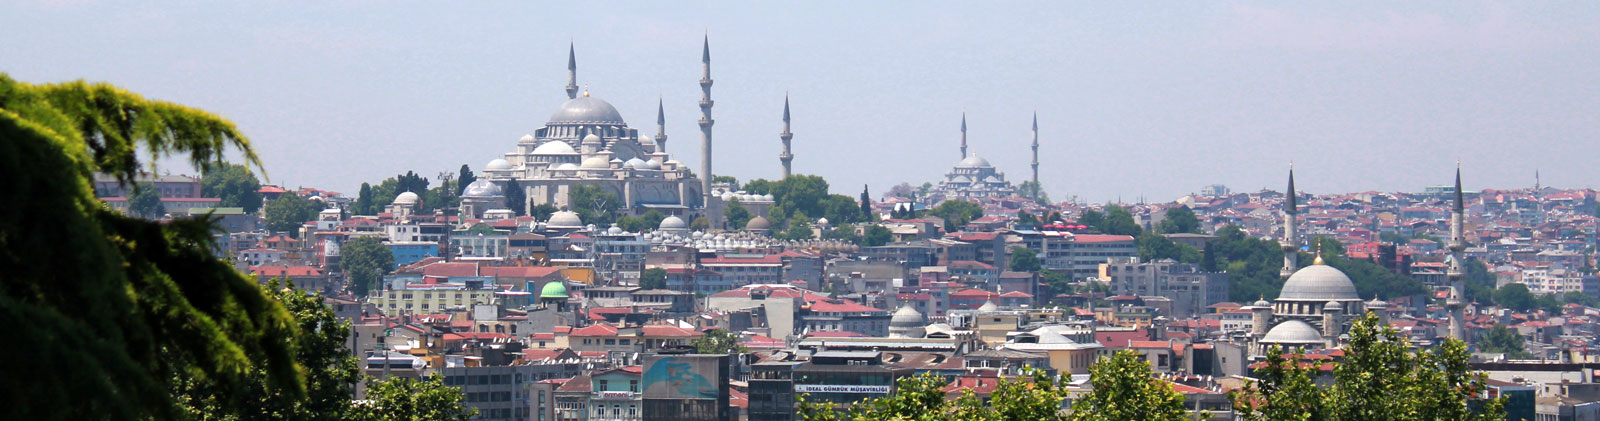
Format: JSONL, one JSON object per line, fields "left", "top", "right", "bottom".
{"left": 642, "top": 355, "right": 724, "bottom": 399}
{"left": 793, "top": 385, "right": 892, "bottom": 394}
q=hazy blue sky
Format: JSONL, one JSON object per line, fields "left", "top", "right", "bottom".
{"left": 5, "top": 1, "right": 1598, "bottom": 202}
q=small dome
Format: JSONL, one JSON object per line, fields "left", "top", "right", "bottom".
{"left": 1253, "top": 298, "right": 1271, "bottom": 307}
{"left": 817, "top": 217, "right": 829, "bottom": 225}
{"left": 745, "top": 216, "right": 772, "bottom": 231}
{"left": 1280, "top": 264, "right": 1360, "bottom": 301}
{"left": 659, "top": 215, "right": 687, "bottom": 230}
{"left": 393, "top": 191, "right": 420, "bottom": 205}
{"left": 1260, "top": 320, "right": 1325, "bottom": 345}
{"left": 958, "top": 154, "right": 992, "bottom": 168}
{"left": 642, "top": 159, "right": 662, "bottom": 170}
{"left": 606, "top": 225, "right": 624, "bottom": 235}
{"left": 1365, "top": 295, "right": 1388, "bottom": 307}
{"left": 624, "top": 158, "right": 648, "bottom": 169}
{"left": 556, "top": 163, "right": 580, "bottom": 171}
{"left": 581, "top": 156, "right": 611, "bottom": 170}
{"left": 978, "top": 300, "right": 999, "bottom": 312}
{"left": 721, "top": 192, "right": 736, "bottom": 202}
{"left": 547, "top": 211, "right": 583, "bottom": 228}
{"left": 486, "top": 158, "right": 512, "bottom": 170}
{"left": 638, "top": 135, "right": 653, "bottom": 145}
{"left": 462, "top": 179, "right": 503, "bottom": 197}
{"left": 539, "top": 281, "right": 569, "bottom": 299}
{"left": 891, "top": 304, "right": 924, "bottom": 325}
{"left": 1324, "top": 301, "right": 1343, "bottom": 311}
{"left": 950, "top": 175, "right": 972, "bottom": 184}
{"left": 532, "top": 141, "right": 578, "bottom": 155}
{"left": 548, "top": 96, "right": 626, "bottom": 125}
{"left": 519, "top": 134, "right": 535, "bottom": 142}
{"left": 582, "top": 134, "right": 603, "bottom": 145}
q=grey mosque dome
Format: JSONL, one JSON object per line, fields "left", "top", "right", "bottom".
{"left": 745, "top": 216, "right": 772, "bottom": 231}
{"left": 891, "top": 304, "right": 924, "bottom": 325}
{"left": 1260, "top": 320, "right": 1325, "bottom": 345}
{"left": 532, "top": 141, "right": 578, "bottom": 155}
{"left": 547, "top": 95, "right": 626, "bottom": 125}
{"left": 957, "top": 154, "right": 992, "bottom": 168}
{"left": 486, "top": 158, "right": 512, "bottom": 170}
{"left": 547, "top": 211, "right": 583, "bottom": 228}
{"left": 1278, "top": 262, "right": 1360, "bottom": 301}
{"left": 462, "top": 179, "right": 502, "bottom": 197}
{"left": 659, "top": 215, "right": 687, "bottom": 230}
{"left": 580, "top": 156, "right": 612, "bottom": 170}
{"left": 393, "top": 191, "right": 420, "bottom": 205}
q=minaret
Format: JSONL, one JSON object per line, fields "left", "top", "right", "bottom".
{"left": 1030, "top": 111, "right": 1039, "bottom": 198}
{"left": 959, "top": 111, "right": 968, "bottom": 160}
{"left": 779, "top": 94, "right": 794, "bottom": 179}
{"left": 698, "top": 35, "right": 717, "bottom": 227}
{"left": 655, "top": 98, "right": 668, "bottom": 152}
{"left": 1280, "top": 165, "right": 1300, "bottom": 280}
{"left": 1447, "top": 164, "right": 1468, "bottom": 342}
{"left": 565, "top": 42, "right": 578, "bottom": 100}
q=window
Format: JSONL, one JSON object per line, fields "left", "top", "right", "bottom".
{"left": 598, "top": 380, "right": 608, "bottom": 390}
{"left": 629, "top": 380, "right": 638, "bottom": 392}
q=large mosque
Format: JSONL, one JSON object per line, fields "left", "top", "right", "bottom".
{"left": 927, "top": 112, "right": 1040, "bottom": 203}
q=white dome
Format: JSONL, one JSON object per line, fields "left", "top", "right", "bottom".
{"left": 547, "top": 211, "right": 583, "bottom": 228}
{"left": 817, "top": 217, "right": 829, "bottom": 225}
{"left": 891, "top": 304, "right": 924, "bottom": 325}
{"left": 581, "top": 156, "right": 611, "bottom": 170}
{"left": 519, "top": 134, "right": 535, "bottom": 142}
{"left": 638, "top": 135, "right": 653, "bottom": 145}
{"left": 642, "top": 159, "right": 662, "bottom": 170}
{"left": 977, "top": 300, "right": 999, "bottom": 312}
{"left": 958, "top": 154, "right": 992, "bottom": 168}
{"left": 486, "top": 158, "right": 512, "bottom": 170}
{"left": 462, "top": 179, "right": 503, "bottom": 197}
{"left": 581, "top": 133, "right": 603, "bottom": 145}
{"left": 532, "top": 141, "right": 577, "bottom": 155}
{"left": 659, "top": 215, "right": 687, "bottom": 230}
{"left": 548, "top": 96, "right": 626, "bottom": 125}
{"left": 624, "top": 158, "right": 648, "bottom": 169}
{"left": 762, "top": 194, "right": 774, "bottom": 201}
{"left": 556, "top": 163, "right": 580, "bottom": 171}
{"left": 745, "top": 216, "right": 772, "bottom": 231}
{"left": 1280, "top": 264, "right": 1360, "bottom": 301}
{"left": 1260, "top": 320, "right": 1325, "bottom": 345}
{"left": 393, "top": 191, "right": 420, "bottom": 205}
{"left": 721, "top": 192, "right": 736, "bottom": 202}
{"left": 607, "top": 225, "right": 623, "bottom": 235}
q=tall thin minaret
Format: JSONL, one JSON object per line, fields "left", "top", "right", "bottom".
{"left": 1447, "top": 163, "right": 1468, "bottom": 342}
{"left": 698, "top": 35, "right": 717, "bottom": 227}
{"left": 1030, "top": 111, "right": 1039, "bottom": 197}
{"left": 959, "top": 111, "right": 968, "bottom": 160}
{"left": 1280, "top": 164, "right": 1300, "bottom": 280}
{"left": 779, "top": 94, "right": 794, "bottom": 179}
{"left": 655, "top": 98, "right": 668, "bottom": 152}
{"left": 565, "top": 42, "right": 579, "bottom": 100}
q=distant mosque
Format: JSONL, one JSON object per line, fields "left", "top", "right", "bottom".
{"left": 927, "top": 112, "right": 1041, "bottom": 203}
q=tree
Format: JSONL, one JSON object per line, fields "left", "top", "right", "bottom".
{"left": 743, "top": 178, "right": 774, "bottom": 195}
{"left": 917, "top": 182, "right": 932, "bottom": 198}
{"left": 821, "top": 226, "right": 862, "bottom": 244}
{"left": 177, "top": 279, "right": 364, "bottom": 419}
{"left": 797, "top": 372, "right": 952, "bottom": 421}
{"left": 617, "top": 215, "right": 650, "bottom": 232}
{"left": 1232, "top": 312, "right": 1505, "bottom": 421}
{"left": 859, "top": 185, "right": 873, "bottom": 221}
{"left": 1564, "top": 290, "right": 1598, "bottom": 307}
{"left": 202, "top": 162, "right": 264, "bottom": 213}
{"left": 1158, "top": 205, "right": 1201, "bottom": 234}
{"left": 1010, "top": 247, "right": 1042, "bottom": 273}
{"left": 638, "top": 210, "right": 666, "bottom": 231}
{"left": 455, "top": 164, "right": 476, "bottom": 198}
{"left": 1077, "top": 209, "right": 1104, "bottom": 231}
{"left": 569, "top": 183, "right": 620, "bottom": 227}
{"left": 887, "top": 182, "right": 915, "bottom": 199}
{"left": 929, "top": 199, "right": 984, "bottom": 232}
{"left": 1017, "top": 180, "right": 1051, "bottom": 206}
{"left": 1066, "top": 350, "right": 1190, "bottom": 420}
{"left": 342, "top": 237, "right": 395, "bottom": 297}
{"left": 863, "top": 225, "right": 893, "bottom": 247}
{"left": 724, "top": 199, "right": 752, "bottom": 231}
{"left": 783, "top": 218, "right": 815, "bottom": 240}
{"left": 1137, "top": 231, "right": 1201, "bottom": 263}
{"left": 354, "top": 183, "right": 375, "bottom": 215}
{"left": 1495, "top": 283, "right": 1536, "bottom": 312}
{"left": 1478, "top": 324, "right": 1532, "bottom": 359}
{"left": 689, "top": 216, "right": 709, "bottom": 231}
{"left": 350, "top": 375, "right": 475, "bottom": 421}
{"left": 529, "top": 203, "right": 558, "bottom": 221}
{"left": 821, "top": 194, "right": 867, "bottom": 225}
{"left": 0, "top": 74, "right": 302, "bottom": 419}
{"left": 640, "top": 268, "right": 667, "bottom": 290}
{"left": 128, "top": 181, "right": 167, "bottom": 219}
{"left": 713, "top": 175, "right": 740, "bottom": 190}
{"left": 504, "top": 178, "right": 525, "bottom": 216}
{"left": 1017, "top": 211, "right": 1039, "bottom": 228}
{"left": 1099, "top": 206, "right": 1143, "bottom": 236}
{"left": 265, "top": 193, "right": 320, "bottom": 235}
{"left": 690, "top": 329, "right": 746, "bottom": 354}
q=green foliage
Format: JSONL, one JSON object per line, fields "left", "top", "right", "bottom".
{"left": 0, "top": 73, "right": 301, "bottom": 419}
{"left": 1205, "top": 225, "right": 1286, "bottom": 302}
{"left": 1464, "top": 259, "right": 1497, "bottom": 305}
{"left": 929, "top": 199, "right": 984, "bottom": 232}
{"left": 1232, "top": 312, "right": 1505, "bottom": 421}
{"left": 743, "top": 178, "right": 774, "bottom": 195}
{"left": 342, "top": 236, "right": 395, "bottom": 297}
{"left": 202, "top": 162, "right": 264, "bottom": 213}
{"left": 1009, "top": 247, "right": 1042, "bottom": 273}
{"left": 821, "top": 225, "right": 863, "bottom": 245}
{"left": 1565, "top": 291, "right": 1599, "bottom": 307}
{"left": 640, "top": 268, "right": 667, "bottom": 290}
{"left": 1157, "top": 205, "right": 1200, "bottom": 234}
{"left": 859, "top": 185, "right": 873, "bottom": 220}
{"left": 1017, "top": 180, "right": 1051, "bottom": 206}
{"left": 863, "top": 225, "right": 893, "bottom": 247}
{"left": 455, "top": 164, "right": 475, "bottom": 198}
{"left": 1136, "top": 231, "right": 1201, "bottom": 264}
{"left": 639, "top": 210, "right": 666, "bottom": 232}
{"left": 689, "top": 216, "right": 709, "bottom": 231}
{"left": 350, "top": 375, "right": 475, "bottom": 421}
{"left": 1478, "top": 324, "right": 1532, "bottom": 359}
{"left": 354, "top": 183, "right": 375, "bottom": 215}
{"left": 823, "top": 194, "right": 870, "bottom": 225}
{"left": 1067, "top": 350, "right": 1190, "bottom": 421}
{"left": 1494, "top": 283, "right": 1535, "bottom": 312}
{"left": 569, "top": 183, "right": 620, "bottom": 227}
{"left": 1017, "top": 211, "right": 1039, "bottom": 228}
{"left": 1076, "top": 209, "right": 1103, "bottom": 230}
{"left": 529, "top": 203, "right": 558, "bottom": 221}
{"left": 713, "top": 175, "right": 740, "bottom": 190}
{"left": 725, "top": 199, "right": 752, "bottom": 231}
{"left": 1308, "top": 238, "right": 1426, "bottom": 300}
{"left": 1039, "top": 270, "right": 1075, "bottom": 300}
{"left": 265, "top": 193, "right": 321, "bottom": 235}
{"left": 767, "top": 174, "right": 833, "bottom": 226}
{"left": 1098, "top": 206, "right": 1143, "bottom": 236}
{"left": 690, "top": 328, "right": 746, "bottom": 354}
{"left": 177, "top": 279, "right": 364, "bottom": 419}
{"left": 504, "top": 178, "right": 525, "bottom": 216}
{"left": 129, "top": 181, "right": 167, "bottom": 218}
{"left": 783, "top": 218, "right": 815, "bottom": 240}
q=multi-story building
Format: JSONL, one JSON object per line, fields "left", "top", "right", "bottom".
{"left": 1100, "top": 257, "right": 1230, "bottom": 319}
{"left": 700, "top": 254, "right": 784, "bottom": 286}
{"left": 372, "top": 276, "right": 500, "bottom": 314}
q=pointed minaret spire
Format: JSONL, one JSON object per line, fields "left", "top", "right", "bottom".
{"left": 779, "top": 94, "right": 794, "bottom": 179}
{"left": 1030, "top": 110, "right": 1040, "bottom": 200}
{"left": 1280, "top": 163, "right": 1300, "bottom": 280}
{"left": 699, "top": 34, "right": 718, "bottom": 227}
{"left": 1447, "top": 162, "right": 1468, "bottom": 342}
{"left": 959, "top": 111, "right": 968, "bottom": 160}
{"left": 655, "top": 97, "right": 668, "bottom": 153}
{"left": 565, "top": 41, "right": 579, "bottom": 100}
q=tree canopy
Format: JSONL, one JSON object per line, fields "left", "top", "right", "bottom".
{"left": 1478, "top": 324, "right": 1532, "bottom": 359}
{"left": 202, "top": 162, "right": 264, "bottom": 213}
{"left": 342, "top": 236, "right": 395, "bottom": 297}
{"left": 265, "top": 193, "right": 321, "bottom": 235}
{"left": 640, "top": 268, "right": 667, "bottom": 290}
{"left": 128, "top": 181, "right": 167, "bottom": 219}
{"left": 724, "top": 199, "right": 752, "bottom": 231}
{"left": 350, "top": 375, "right": 476, "bottom": 421}
{"left": 863, "top": 225, "right": 893, "bottom": 247}
{"left": 0, "top": 73, "right": 302, "bottom": 419}
{"left": 1158, "top": 205, "right": 1201, "bottom": 234}
{"left": 1067, "top": 350, "right": 1191, "bottom": 421}
{"left": 1009, "top": 247, "right": 1042, "bottom": 273}
{"left": 690, "top": 329, "right": 746, "bottom": 354}
{"left": 569, "top": 183, "right": 620, "bottom": 227}
{"left": 929, "top": 199, "right": 984, "bottom": 232}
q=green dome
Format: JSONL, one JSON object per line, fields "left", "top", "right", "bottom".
{"left": 539, "top": 281, "right": 569, "bottom": 299}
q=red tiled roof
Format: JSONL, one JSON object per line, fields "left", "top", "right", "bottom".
{"left": 250, "top": 265, "right": 323, "bottom": 277}
{"left": 421, "top": 262, "right": 480, "bottom": 277}
{"left": 641, "top": 325, "right": 702, "bottom": 337}
{"left": 570, "top": 323, "right": 619, "bottom": 337}
{"left": 809, "top": 300, "right": 883, "bottom": 313}
{"left": 1074, "top": 234, "right": 1135, "bottom": 243}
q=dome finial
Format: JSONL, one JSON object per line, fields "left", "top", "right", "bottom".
{"left": 1313, "top": 242, "right": 1325, "bottom": 265}
{"left": 582, "top": 84, "right": 590, "bottom": 97}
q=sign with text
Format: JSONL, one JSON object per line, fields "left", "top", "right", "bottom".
{"left": 793, "top": 384, "right": 891, "bottom": 394}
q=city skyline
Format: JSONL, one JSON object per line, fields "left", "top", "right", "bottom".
{"left": 5, "top": 1, "right": 1598, "bottom": 203}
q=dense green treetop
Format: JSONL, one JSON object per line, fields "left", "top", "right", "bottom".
{"left": 342, "top": 236, "right": 395, "bottom": 297}
{"left": 202, "top": 162, "right": 264, "bottom": 213}
{"left": 264, "top": 193, "right": 321, "bottom": 235}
